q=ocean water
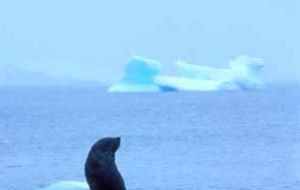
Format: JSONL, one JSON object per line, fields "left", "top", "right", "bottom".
{"left": 0, "top": 85, "right": 299, "bottom": 190}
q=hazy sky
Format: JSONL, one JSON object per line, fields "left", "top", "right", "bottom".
{"left": 0, "top": 0, "right": 299, "bottom": 84}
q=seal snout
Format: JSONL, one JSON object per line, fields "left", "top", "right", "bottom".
{"left": 112, "top": 137, "right": 121, "bottom": 152}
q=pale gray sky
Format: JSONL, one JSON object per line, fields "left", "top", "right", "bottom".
{"left": 0, "top": 0, "right": 299, "bottom": 85}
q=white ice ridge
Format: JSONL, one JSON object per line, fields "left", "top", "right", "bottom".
{"left": 38, "top": 181, "right": 88, "bottom": 190}
{"left": 108, "top": 55, "right": 264, "bottom": 92}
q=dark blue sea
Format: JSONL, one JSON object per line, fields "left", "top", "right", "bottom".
{"left": 0, "top": 85, "right": 299, "bottom": 190}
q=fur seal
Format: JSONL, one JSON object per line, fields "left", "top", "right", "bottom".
{"left": 85, "top": 137, "right": 126, "bottom": 190}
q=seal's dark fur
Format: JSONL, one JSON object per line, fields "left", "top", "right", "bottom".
{"left": 85, "top": 137, "right": 126, "bottom": 190}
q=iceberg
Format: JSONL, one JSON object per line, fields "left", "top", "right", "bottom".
{"left": 108, "top": 55, "right": 264, "bottom": 92}
{"left": 156, "top": 55, "right": 265, "bottom": 91}
{"left": 108, "top": 56, "right": 162, "bottom": 92}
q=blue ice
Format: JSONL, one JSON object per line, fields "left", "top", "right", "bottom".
{"left": 108, "top": 56, "right": 162, "bottom": 92}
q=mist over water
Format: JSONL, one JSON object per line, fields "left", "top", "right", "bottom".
{"left": 0, "top": 0, "right": 299, "bottom": 85}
